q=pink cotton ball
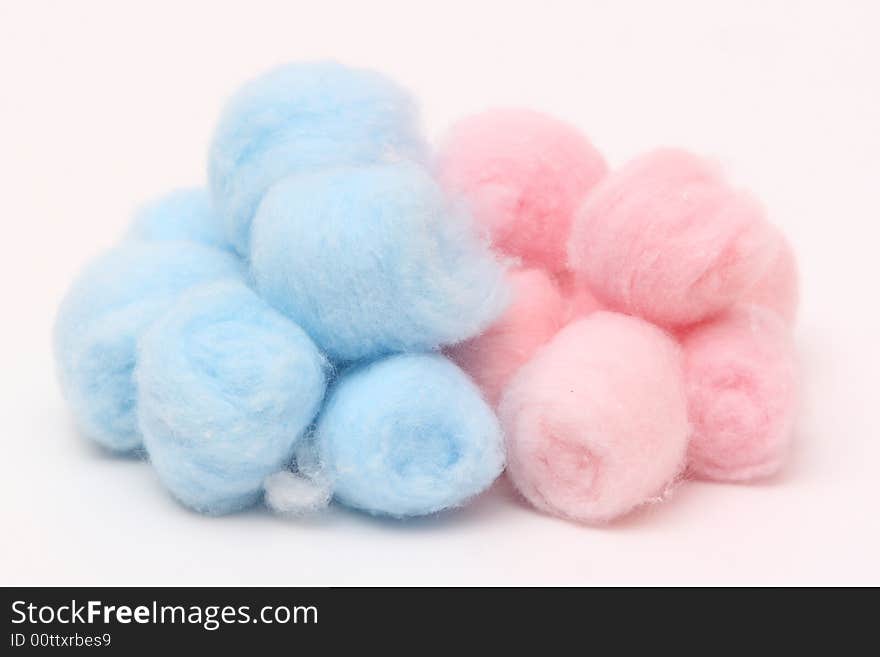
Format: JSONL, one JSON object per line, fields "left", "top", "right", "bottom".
{"left": 499, "top": 311, "right": 690, "bottom": 523}
{"left": 449, "top": 268, "right": 566, "bottom": 407}
{"left": 682, "top": 304, "right": 798, "bottom": 482}
{"left": 568, "top": 149, "right": 779, "bottom": 327}
{"left": 437, "top": 109, "right": 608, "bottom": 273}
{"left": 742, "top": 230, "right": 799, "bottom": 325}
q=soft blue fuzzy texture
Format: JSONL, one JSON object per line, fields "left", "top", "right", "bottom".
{"left": 54, "top": 243, "right": 244, "bottom": 452}
{"left": 137, "top": 281, "right": 329, "bottom": 515}
{"left": 313, "top": 353, "right": 505, "bottom": 517}
{"left": 251, "top": 162, "right": 509, "bottom": 363}
{"left": 127, "top": 188, "right": 231, "bottom": 251}
{"left": 208, "top": 61, "right": 427, "bottom": 254}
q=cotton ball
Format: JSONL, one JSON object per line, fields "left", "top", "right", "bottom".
{"left": 682, "top": 305, "right": 798, "bottom": 482}
{"left": 437, "top": 109, "right": 608, "bottom": 273}
{"left": 448, "top": 268, "right": 566, "bottom": 407}
{"left": 742, "top": 230, "right": 799, "bottom": 325}
{"left": 137, "top": 281, "right": 328, "bottom": 514}
{"left": 251, "top": 162, "right": 508, "bottom": 362}
{"left": 127, "top": 188, "right": 230, "bottom": 251}
{"left": 313, "top": 353, "right": 505, "bottom": 517}
{"left": 54, "top": 243, "right": 244, "bottom": 451}
{"left": 499, "top": 312, "right": 689, "bottom": 523}
{"left": 209, "top": 61, "right": 426, "bottom": 254}
{"left": 568, "top": 149, "right": 778, "bottom": 327}
{"left": 264, "top": 471, "right": 333, "bottom": 517}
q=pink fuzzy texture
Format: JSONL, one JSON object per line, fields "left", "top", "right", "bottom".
{"left": 437, "top": 109, "right": 608, "bottom": 273}
{"left": 556, "top": 271, "right": 603, "bottom": 322}
{"left": 568, "top": 149, "right": 778, "bottom": 327}
{"left": 743, "top": 230, "right": 799, "bottom": 324}
{"left": 499, "top": 311, "right": 690, "bottom": 523}
{"left": 682, "top": 305, "right": 798, "bottom": 481}
{"left": 449, "top": 268, "right": 566, "bottom": 407}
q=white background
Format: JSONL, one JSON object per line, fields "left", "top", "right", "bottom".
{"left": 1, "top": 0, "right": 878, "bottom": 585}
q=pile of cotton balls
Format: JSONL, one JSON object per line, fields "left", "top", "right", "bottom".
{"left": 54, "top": 62, "right": 799, "bottom": 524}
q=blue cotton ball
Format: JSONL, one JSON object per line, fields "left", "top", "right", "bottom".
{"left": 209, "top": 61, "right": 427, "bottom": 254}
{"left": 54, "top": 243, "right": 244, "bottom": 451}
{"left": 136, "top": 281, "right": 329, "bottom": 515}
{"left": 251, "top": 162, "right": 509, "bottom": 363}
{"left": 313, "top": 353, "right": 505, "bottom": 517}
{"left": 127, "top": 188, "right": 231, "bottom": 251}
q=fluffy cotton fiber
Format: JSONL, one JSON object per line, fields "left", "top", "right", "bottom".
{"left": 437, "top": 109, "right": 607, "bottom": 273}
{"left": 54, "top": 243, "right": 244, "bottom": 451}
{"left": 568, "top": 149, "right": 778, "bottom": 327}
{"left": 126, "top": 188, "right": 230, "bottom": 251}
{"left": 137, "top": 281, "right": 328, "bottom": 514}
{"left": 251, "top": 162, "right": 508, "bottom": 362}
{"left": 313, "top": 353, "right": 505, "bottom": 517}
{"left": 448, "top": 268, "right": 566, "bottom": 407}
{"left": 209, "top": 61, "right": 427, "bottom": 254}
{"left": 742, "top": 230, "right": 799, "bottom": 325}
{"left": 499, "top": 312, "right": 690, "bottom": 523}
{"left": 682, "top": 305, "right": 798, "bottom": 482}
{"left": 556, "top": 271, "right": 604, "bottom": 322}
{"left": 264, "top": 470, "right": 334, "bottom": 517}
